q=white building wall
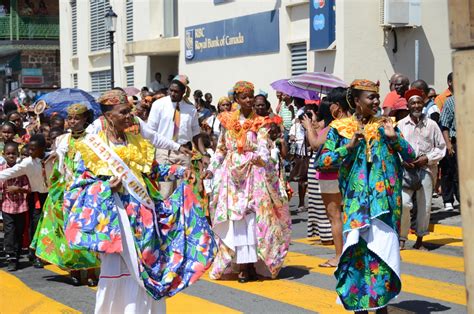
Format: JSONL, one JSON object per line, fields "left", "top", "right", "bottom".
{"left": 59, "top": 0, "right": 451, "bottom": 100}
{"left": 179, "top": 0, "right": 299, "bottom": 106}
{"left": 323, "top": 0, "right": 452, "bottom": 96}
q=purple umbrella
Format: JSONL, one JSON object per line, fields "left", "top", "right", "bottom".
{"left": 124, "top": 86, "right": 140, "bottom": 96}
{"left": 288, "top": 72, "right": 347, "bottom": 95}
{"left": 270, "top": 79, "right": 320, "bottom": 100}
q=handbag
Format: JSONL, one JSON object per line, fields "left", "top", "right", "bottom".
{"left": 402, "top": 167, "right": 423, "bottom": 190}
{"left": 289, "top": 139, "right": 310, "bottom": 182}
{"left": 314, "top": 145, "right": 339, "bottom": 173}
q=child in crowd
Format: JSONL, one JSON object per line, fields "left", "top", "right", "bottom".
{"left": 0, "top": 134, "right": 51, "bottom": 268}
{"left": 0, "top": 142, "right": 31, "bottom": 271}
{"left": 50, "top": 115, "right": 65, "bottom": 130}
{"left": 48, "top": 127, "right": 64, "bottom": 150}
{"left": 0, "top": 122, "right": 18, "bottom": 164}
{"left": 20, "top": 144, "right": 30, "bottom": 161}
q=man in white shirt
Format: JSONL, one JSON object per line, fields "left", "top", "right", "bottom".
{"left": 147, "top": 75, "right": 209, "bottom": 198}
{"left": 398, "top": 89, "right": 446, "bottom": 250}
{"left": 149, "top": 72, "right": 166, "bottom": 92}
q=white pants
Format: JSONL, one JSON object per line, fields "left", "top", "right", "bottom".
{"left": 400, "top": 169, "right": 433, "bottom": 241}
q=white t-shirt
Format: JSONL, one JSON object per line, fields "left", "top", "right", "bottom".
{"left": 149, "top": 80, "right": 166, "bottom": 92}
{"left": 147, "top": 96, "right": 200, "bottom": 145}
{"left": 205, "top": 115, "right": 222, "bottom": 138}
{"left": 289, "top": 121, "right": 306, "bottom": 155}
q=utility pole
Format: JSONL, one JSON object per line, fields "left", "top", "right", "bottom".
{"left": 448, "top": 1, "right": 474, "bottom": 312}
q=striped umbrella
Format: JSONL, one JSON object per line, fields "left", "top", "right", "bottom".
{"left": 288, "top": 72, "right": 347, "bottom": 94}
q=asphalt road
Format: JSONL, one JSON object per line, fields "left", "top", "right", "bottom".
{"left": 0, "top": 190, "right": 466, "bottom": 314}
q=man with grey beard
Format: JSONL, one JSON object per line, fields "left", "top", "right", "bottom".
{"left": 397, "top": 88, "right": 446, "bottom": 250}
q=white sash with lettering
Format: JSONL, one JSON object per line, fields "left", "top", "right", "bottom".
{"left": 83, "top": 134, "right": 155, "bottom": 208}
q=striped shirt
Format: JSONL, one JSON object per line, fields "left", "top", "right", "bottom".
{"left": 440, "top": 96, "right": 456, "bottom": 138}
{"left": 279, "top": 103, "right": 294, "bottom": 130}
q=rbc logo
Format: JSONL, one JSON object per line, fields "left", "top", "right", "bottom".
{"left": 313, "top": 14, "right": 325, "bottom": 31}
{"left": 185, "top": 29, "right": 195, "bottom": 60}
{"left": 313, "top": 0, "right": 325, "bottom": 9}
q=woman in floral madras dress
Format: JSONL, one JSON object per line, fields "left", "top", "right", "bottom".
{"left": 204, "top": 81, "right": 291, "bottom": 283}
{"left": 318, "top": 80, "right": 415, "bottom": 313}
{"left": 31, "top": 104, "right": 100, "bottom": 286}
{"left": 62, "top": 90, "right": 217, "bottom": 314}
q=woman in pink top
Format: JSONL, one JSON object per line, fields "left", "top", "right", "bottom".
{"left": 302, "top": 88, "right": 352, "bottom": 267}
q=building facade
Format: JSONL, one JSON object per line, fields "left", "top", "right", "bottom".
{"left": 0, "top": 0, "right": 60, "bottom": 98}
{"left": 59, "top": 0, "right": 452, "bottom": 104}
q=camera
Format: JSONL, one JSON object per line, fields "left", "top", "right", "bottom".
{"left": 298, "top": 110, "right": 313, "bottom": 121}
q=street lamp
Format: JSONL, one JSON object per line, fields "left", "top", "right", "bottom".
{"left": 4, "top": 64, "right": 12, "bottom": 99}
{"left": 104, "top": 6, "right": 117, "bottom": 88}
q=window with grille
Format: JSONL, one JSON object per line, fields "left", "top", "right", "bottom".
{"left": 71, "top": 1, "right": 77, "bottom": 55}
{"left": 90, "top": 70, "right": 111, "bottom": 92}
{"left": 126, "top": 0, "right": 133, "bottom": 42}
{"left": 90, "top": 0, "right": 110, "bottom": 52}
{"left": 73, "top": 73, "right": 78, "bottom": 88}
{"left": 290, "top": 42, "right": 307, "bottom": 76}
{"left": 125, "top": 66, "right": 134, "bottom": 87}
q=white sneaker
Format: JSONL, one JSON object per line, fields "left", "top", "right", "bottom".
{"left": 444, "top": 203, "right": 454, "bottom": 211}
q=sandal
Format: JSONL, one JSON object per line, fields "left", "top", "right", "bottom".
{"left": 237, "top": 271, "right": 249, "bottom": 283}
{"left": 318, "top": 260, "right": 338, "bottom": 268}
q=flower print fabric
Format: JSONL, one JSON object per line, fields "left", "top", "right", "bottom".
{"left": 63, "top": 132, "right": 217, "bottom": 300}
{"left": 318, "top": 116, "right": 415, "bottom": 311}
{"left": 31, "top": 135, "right": 100, "bottom": 270}
{"left": 208, "top": 116, "right": 291, "bottom": 279}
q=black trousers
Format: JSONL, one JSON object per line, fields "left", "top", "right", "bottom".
{"left": 3, "top": 211, "right": 27, "bottom": 262}
{"left": 440, "top": 140, "right": 460, "bottom": 204}
{"left": 28, "top": 192, "right": 48, "bottom": 244}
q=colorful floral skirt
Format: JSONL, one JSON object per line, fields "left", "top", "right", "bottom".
{"left": 30, "top": 174, "right": 100, "bottom": 270}
{"left": 335, "top": 218, "right": 401, "bottom": 311}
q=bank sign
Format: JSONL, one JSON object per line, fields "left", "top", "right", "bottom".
{"left": 185, "top": 10, "right": 280, "bottom": 62}
{"left": 309, "top": 0, "right": 335, "bottom": 50}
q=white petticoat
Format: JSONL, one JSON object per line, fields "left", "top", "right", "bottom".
{"left": 95, "top": 194, "right": 166, "bottom": 314}
{"left": 95, "top": 254, "right": 166, "bottom": 314}
{"left": 214, "top": 212, "right": 257, "bottom": 264}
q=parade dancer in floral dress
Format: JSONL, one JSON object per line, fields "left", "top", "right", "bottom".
{"left": 63, "top": 90, "right": 217, "bottom": 313}
{"left": 318, "top": 80, "right": 416, "bottom": 313}
{"left": 204, "top": 81, "right": 291, "bottom": 283}
{"left": 31, "top": 104, "right": 100, "bottom": 286}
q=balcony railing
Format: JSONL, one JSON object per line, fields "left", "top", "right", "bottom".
{"left": 0, "top": 14, "right": 59, "bottom": 40}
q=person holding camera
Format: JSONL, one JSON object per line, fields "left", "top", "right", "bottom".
{"left": 288, "top": 98, "right": 310, "bottom": 212}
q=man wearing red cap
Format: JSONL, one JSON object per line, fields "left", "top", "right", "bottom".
{"left": 397, "top": 88, "right": 446, "bottom": 250}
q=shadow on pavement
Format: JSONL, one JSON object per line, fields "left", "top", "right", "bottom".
{"left": 278, "top": 265, "right": 310, "bottom": 280}
{"left": 391, "top": 300, "right": 451, "bottom": 313}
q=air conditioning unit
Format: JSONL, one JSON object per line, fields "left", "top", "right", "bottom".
{"left": 380, "top": 0, "right": 421, "bottom": 28}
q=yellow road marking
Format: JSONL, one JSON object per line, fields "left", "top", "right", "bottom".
{"left": 201, "top": 276, "right": 346, "bottom": 314}
{"left": 167, "top": 293, "right": 241, "bottom": 314}
{"left": 407, "top": 233, "right": 463, "bottom": 247}
{"left": 293, "top": 237, "right": 465, "bottom": 272}
{"left": 284, "top": 251, "right": 467, "bottom": 306}
{"left": 0, "top": 270, "right": 80, "bottom": 314}
{"left": 44, "top": 265, "right": 240, "bottom": 314}
{"left": 400, "top": 250, "right": 464, "bottom": 272}
{"left": 429, "top": 224, "right": 463, "bottom": 238}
